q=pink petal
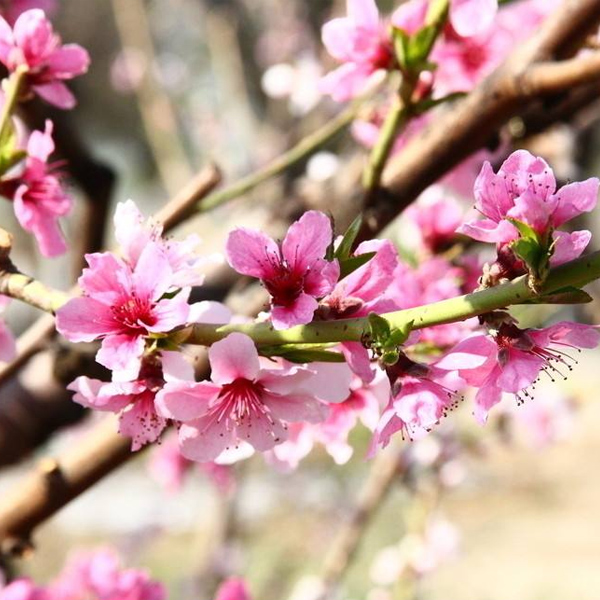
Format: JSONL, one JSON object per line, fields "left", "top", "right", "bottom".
{"left": 348, "top": 0, "right": 380, "bottom": 29}
{"left": 341, "top": 341, "right": 375, "bottom": 382}
{"left": 450, "top": 0, "right": 497, "bottom": 37}
{"left": 56, "top": 297, "right": 119, "bottom": 342}
{"left": 209, "top": 333, "right": 260, "bottom": 384}
{"left": 473, "top": 376, "right": 502, "bottom": 424}
{"left": 322, "top": 17, "right": 356, "bottom": 61}
{"left": 550, "top": 230, "right": 591, "bottom": 266}
{"left": 456, "top": 218, "right": 517, "bottom": 244}
{"left": 96, "top": 333, "right": 145, "bottom": 379}
{"left": 270, "top": 293, "right": 318, "bottom": 329}
{"left": 179, "top": 419, "right": 233, "bottom": 462}
{"left": 391, "top": 0, "right": 428, "bottom": 35}
{"left": 0, "top": 320, "right": 16, "bottom": 362}
{"left": 155, "top": 381, "right": 221, "bottom": 421}
{"left": 319, "top": 62, "right": 372, "bottom": 102}
{"left": 46, "top": 43, "right": 90, "bottom": 77}
{"left": 496, "top": 348, "right": 543, "bottom": 393}
{"left": 78, "top": 252, "right": 128, "bottom": 303}
{"left": 26, "top": 119, "right": 54, "bottom": 162}
{"left": 551, "top": 178, "right": 599, "bottom": 227}
{"left": 301, "top": 361, "right": 353, "bottom": 403}
{"left": 132, "top": 242, "right": 173, "bottom": 302}
{"left": 225, "top": 228, "right": 280, "bottom": 279}
{"left": 119, "top": 394, "right": 167, "bottom": 450}
{"left": 303, "top": 258, "right": 339, "bottom": 298}
{"left": 435, "top": 335, "right": 496, "bottom": 370}
{"left": 33, "top": 81, "right": 76, "bottom": 109}
{"left": 67, "top": 376, "right": 132, "bottom": 412}
{"left": 281, "top": 210, "right": 332, "bottom": 273}
{"left": 215, "top": 579, "right": 251, "bottom": 600}
{"left": 148, "top": 291, "right": 190, "bottom": 333}
{"left": 262, "top": 391, "right": 329, "bottom": 424}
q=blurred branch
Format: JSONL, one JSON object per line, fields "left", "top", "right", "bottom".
{"left": 110, "top": 0, "right": 194, "bottom": 195}
{"left": 317, "top": 447, "right": 407, "bottom": 600}
{"left": 362, "top": 0, "right": 600, "bottom": 237}
{"left": 197, "top": 102, "right": 361, "bottom": 211}
{"left": 0, "top": 417, "right": 135, "bottom": 557}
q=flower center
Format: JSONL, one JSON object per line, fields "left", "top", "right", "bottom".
{"left": 264, "top": 264, "right": 306, "bottom": 307}
{"left": 215, "top": 378, "right": 272, "bottom": 427}
{"left": 112, "top": 295, "right": 157, "bottom": 333}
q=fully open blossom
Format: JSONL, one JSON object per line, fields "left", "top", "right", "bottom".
{"left": 0, "top": 296, "right": 15, "bottom": 363}
{"left": 371, "top": 356, "right": 462, "bottom": 449}
{"left": 0, "top": 9, "right": 89, "bottom": 108}
{"left": 319, "top": 0, "right": 394, "bottom": 101}
{"left": 226, "top": 211, "right": 339, "bottom": 329}
{"left": 114, "top": 199, "right": 213, "bottom": 288}
{"left": 458, "top": 150, "right": 599, "bottom": 264}
{"left": 56, "top": 243, "right": 191, "bottom": 379}
{"left": 0, "top": 120, "right": 72, "bottom": 257}
{"left": 436, "top": 320, "right": 600, "bottom": 423}
{"left": 156, "top": 333, "right": 330, "bottom": 462}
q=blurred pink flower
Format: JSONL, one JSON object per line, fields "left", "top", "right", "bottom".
{"left": 215, "top": 578, "right": 251, "bottom": 600}
{"left": 320, "top": 0, "right": 393, "bottom": 101}
{"left": 226, "top": 211, "right": 339, "bottom": 329}
{"left": 1, "top": 120, "right": 72, "bottom": 257}
{"left": 0, "top": 9, "right": 89, "bottom": 108}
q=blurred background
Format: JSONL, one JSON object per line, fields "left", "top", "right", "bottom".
{"left": 1, "top": 1, "right": 600, "bottom": 599}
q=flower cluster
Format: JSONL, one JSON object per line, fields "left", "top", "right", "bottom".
{"left": 0, "top": 548, "right": 164, "bottom": 600}
{"left": 54, "top": 145, "right": 599, "bottom": 469}
{"left": 0, "top": 8, "right": 89, "bottom": 256}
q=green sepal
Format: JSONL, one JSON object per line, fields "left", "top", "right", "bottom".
{"left": 507, "top": 218, "right": 552, "bottom": 291}
{"left": 368, "top": 313, "right": 391, "bottom": 341}
{"left": 338, "top": 251, "right": 376, "bottom": 279}
{"left": 335, "top": 214, "right": 363, "bottom": 261}
{"left": 0, "top": 119, "right": 25, "bottom": 177}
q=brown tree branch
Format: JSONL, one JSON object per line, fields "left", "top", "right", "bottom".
{"left": 362, "top": 0, "right": 600, "bottom": 236}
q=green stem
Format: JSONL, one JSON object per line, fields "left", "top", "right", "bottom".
{"left": 0, "top": 66, "right": 27, "bottom": 142}
{"left": 182, "top": 250, "right": 600, "bottom": 347}
{"left": 362, "top": 95, "right": 408, "bottom": 191}
{"left": 197, "top": 102, "right": 361, "bottom": 212}
{"left": 2, "top": 251, "right": 600, "bottom": 348}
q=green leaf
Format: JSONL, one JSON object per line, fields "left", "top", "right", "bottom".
{"left": 0, "top": 120, "right": 24, "bottom": 177}
{"left": 521, "top": 286, "right": 593, "bottom": 305}
{"left": 392, "top": 27, "right": 410, "bottom": 70}
{"left": 262, "top": 347, "right": 346, "bottom": 364}
{"left": 407, "top": 24, "right": 438, "bottom": 66}
{"left": 335, "top": 214, "right": 363, "bottom": 261}
{"left": 506, "top": 218, "right": 539, "bottom": 242}
{"left": 338, "top": 251, "right": 376, "bottom": 279}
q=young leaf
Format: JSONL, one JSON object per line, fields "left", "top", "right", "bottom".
{"left": 335, "top": 214, "right": 363, "bottom": 261}
{"left": 338, "top": 251, "right": 376, "bottom": 279}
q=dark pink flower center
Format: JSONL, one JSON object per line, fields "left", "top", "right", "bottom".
{"left": 264, "top": 264, "right": 306, "bottom": 307}
{"left": 112, "top": 295, "right": 157, "bottom": 333}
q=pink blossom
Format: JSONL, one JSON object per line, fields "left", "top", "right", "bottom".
{"left": 319, "top": 0, "right": 394, "bottom": 101}
{"left": 0, "top": 9, "right": 89, "bottom": 108}
{"left": 458, "top": 150, "right": 599, "bottom": 264}
{"left": 226, "top": 211, "right": 339, "bottom": 329}
{"left": 56, "top": 243, "right": 191, "bottom": 379}
{"left": 156, "top": 333, "right": 329, "bottom": 462}
{"left": 67, "top": 352, "right": 191, "bottom": 450}
{"left": 1, "top": 120, "right": 72, "bottom": 257}
{"left": 371, "top": 357, "right": 461, "bottom": 449}
{"left": 402, "top": 190, "right": 464, "bottom": 255}
{"left": 436, "top": 320, "right": 600, "bottom": 423}
{"left": 114, "top": 199, "right": 211, "bottom": 288}
{"left": 0, "top": 296, "right": 15, "bottom": 362}
{"left": 214, "top": 578, "right": 251, "bottom": 600}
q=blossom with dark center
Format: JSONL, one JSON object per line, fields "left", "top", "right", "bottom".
{"left": 226, "top": 210, "right": 339, "bottom": 329}
{"left": 436, "top": 319, "right": 600, "bottom": 423}
{"left": 57, "top": 242, "right": 190, "bottom": 379}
